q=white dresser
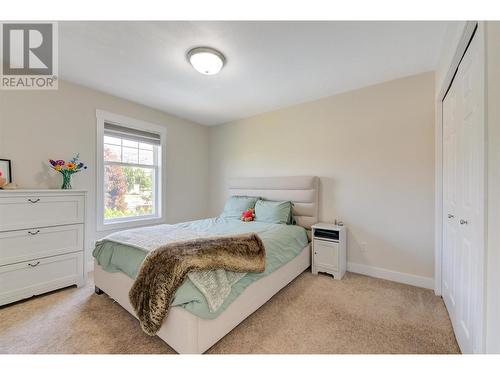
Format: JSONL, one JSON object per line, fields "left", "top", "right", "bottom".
{"left": 0, "top": 189, "right": 87, "bottom": 306}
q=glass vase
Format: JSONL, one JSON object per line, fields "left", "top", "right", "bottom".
{"left": 61, "top": 172, "right": 73, "bottom": 190}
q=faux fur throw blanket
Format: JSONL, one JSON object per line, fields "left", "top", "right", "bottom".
{"left": 129, "top": 233, "right": 266, "bottom": 336}
{"left": 99, "top": 224, "right": 251, "bottom": 313}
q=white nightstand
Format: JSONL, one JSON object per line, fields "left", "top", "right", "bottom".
{"left": 311, "top": 222, "right": 347, "bottom": 280}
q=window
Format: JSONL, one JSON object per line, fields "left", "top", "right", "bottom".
{"left": 96, "top": 110, "right": 166, "bottom": 231}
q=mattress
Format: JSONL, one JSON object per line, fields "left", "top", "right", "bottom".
{"left": 93, "top": 217, "right": 309, "bottom": 319}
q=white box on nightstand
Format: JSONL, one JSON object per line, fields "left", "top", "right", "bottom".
{"left": 311, "top": 222, "right": 346, "bottom": 280}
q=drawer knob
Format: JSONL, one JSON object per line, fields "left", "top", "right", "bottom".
{"left": 28, "top": 261, "right": 40, "bottom": 267}
{"left": 28, "top": 198, "right": 40, "bottom": 203}
{"left": 28, "top": 230, "right": 40, "bottom": 235}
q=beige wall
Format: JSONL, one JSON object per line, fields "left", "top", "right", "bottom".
{"left": 0, "top": 80, "right": 209, "bottom": 262}
{"left": 208, "top": 72, "right": 435, "bottom": 279}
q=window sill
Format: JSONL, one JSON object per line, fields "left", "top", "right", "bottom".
{"left": 97, "top": 215, "right": 165, "bottom": 232}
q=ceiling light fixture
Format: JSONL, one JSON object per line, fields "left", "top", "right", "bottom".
{"left": 187, "top": 47, "right": 225, "bottom": 75}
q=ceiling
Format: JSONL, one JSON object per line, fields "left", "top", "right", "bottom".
{"left": 59, "top": 21, "right": 451, "bottom": 126}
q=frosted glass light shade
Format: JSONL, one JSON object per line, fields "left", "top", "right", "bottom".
{"left": 187, "top": 47, "right": 225, "bottom": 75}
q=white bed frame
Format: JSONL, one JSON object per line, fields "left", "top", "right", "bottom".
{"left": 94, "top": 176, "right": 319, "bottom": 353}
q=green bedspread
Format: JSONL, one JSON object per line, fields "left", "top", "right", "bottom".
{"left": 93, "top": 217, "right": 308, "bottom": 319}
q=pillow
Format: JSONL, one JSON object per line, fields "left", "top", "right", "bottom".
{"left": 220, "top": 196, "right": 259, "bottom": 219}
{"left": 254, "top": 199, "right": 293, "bottom": 224}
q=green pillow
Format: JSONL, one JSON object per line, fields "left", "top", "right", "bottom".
{"left": 254, "top": 200, "right": 293, "bottom": 224}
{"left": 220, "top": 196, "right": 259, "bottom": 219}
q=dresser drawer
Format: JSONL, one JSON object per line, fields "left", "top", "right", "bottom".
{"left": 0, "top": 224, "right": 84, "bottom": 266}
{"left": 0, "top": 195, "right": 84, "bottom": 231}
{"left": 0, "top": 252, "right": 84, "bottom": 306}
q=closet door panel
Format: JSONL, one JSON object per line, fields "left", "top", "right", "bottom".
{"left": 442, "top": 27, "right": 484, "bottom": 354}
{"left": 442, "top": 83, "right": 459, "bottom": 318}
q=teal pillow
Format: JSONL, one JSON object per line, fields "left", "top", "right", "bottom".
{"left": 254, "top": 200, "right": 293, "bottom": 224}
{"left": 220, "top": 196, "right": 259, "bottom": 219}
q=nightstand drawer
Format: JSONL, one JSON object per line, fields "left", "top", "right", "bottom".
{"left": 313, "top": 239, "right": 339, "bottom": 270}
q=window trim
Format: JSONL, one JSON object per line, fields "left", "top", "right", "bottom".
{"left": 96, "top": 110, "right": 167, "bottom": 232}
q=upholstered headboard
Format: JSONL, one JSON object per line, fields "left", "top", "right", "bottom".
{"left": 228, "top": 176, "right": 319, "bottom": 229}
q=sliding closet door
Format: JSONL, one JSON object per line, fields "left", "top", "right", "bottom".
{"left": 442, "top": 80, "right": 459, "bottom": 326}
{"left": 442, "top": 29, "right": 485, "bottom": 354}
{"left": 457, "top": 29, "right": 485, "bottom": 354}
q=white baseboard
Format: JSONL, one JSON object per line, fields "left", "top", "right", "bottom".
{"left": 347, "top": 262, "right": 434, "bottom": 289}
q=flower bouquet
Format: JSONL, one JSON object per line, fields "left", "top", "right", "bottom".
{"left": 49, "top": 154, "right": 87, "bottom": 189}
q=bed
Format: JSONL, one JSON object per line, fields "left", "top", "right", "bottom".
{"left": 93, "top": 176, "right": 319, "bottom": 353}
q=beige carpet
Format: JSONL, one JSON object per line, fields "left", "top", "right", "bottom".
{"left": 0, "top": 271, "right": 459, "bottom": 354}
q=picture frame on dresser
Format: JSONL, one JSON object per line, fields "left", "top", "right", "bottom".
{"left": 0, "top": 159, "right": 12, "bottom": 184}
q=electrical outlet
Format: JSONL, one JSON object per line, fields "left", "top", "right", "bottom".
{"left": 360, "top": 242, "right": 367, "bottom": 252}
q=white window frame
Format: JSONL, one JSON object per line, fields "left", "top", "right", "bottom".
{"left": 96, "top": 110, "right": 167, "bottom": 232}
